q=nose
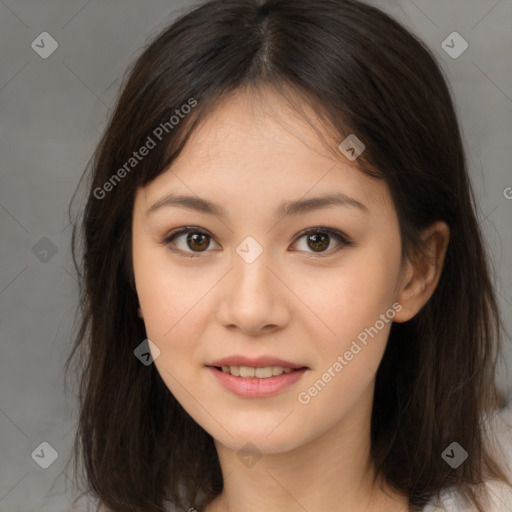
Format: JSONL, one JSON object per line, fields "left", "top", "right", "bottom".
{"left": 215, "top": 248, "right": 291, "bottom": 336}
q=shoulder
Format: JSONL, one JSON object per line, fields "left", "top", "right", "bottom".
{"left": 423, "top": 405, "right": 512, "bottom": 511}
{"left": 422, "top": 480, "right": 512, "bottom": 511}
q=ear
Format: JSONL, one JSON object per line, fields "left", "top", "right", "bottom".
{"left": 393, "top": 220, "right": 450, "bottom": 323}
{"left": 137, "top": 306, "right": 144, "bottom": 318}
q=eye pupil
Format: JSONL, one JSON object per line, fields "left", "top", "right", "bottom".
{"left": 166, "top": 227, "right": 344, "bottom": 257}
{"left": 187, "top": 232, "right": 209, "bottom": 251}
{"left": 307, "top": 232, "right": 329, "bottom": 252}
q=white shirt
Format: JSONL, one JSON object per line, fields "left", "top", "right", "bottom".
{"left": 422, "top": 405, "right": 512, "bottom": 511}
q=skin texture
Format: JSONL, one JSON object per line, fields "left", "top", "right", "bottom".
{"left": 131, "top": 87, "right": 450, "bottom": 512}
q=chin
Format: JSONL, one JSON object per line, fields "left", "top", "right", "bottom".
{"left": 209, "top": 420, "right": 311, "bottom": 455}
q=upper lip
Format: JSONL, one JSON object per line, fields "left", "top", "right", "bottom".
{"left": 207, "top": 355, "right": 307, "bottom": 369}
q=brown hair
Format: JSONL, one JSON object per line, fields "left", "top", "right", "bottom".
{"left": 65, "top": 1, "right": 511, "bottom": 511}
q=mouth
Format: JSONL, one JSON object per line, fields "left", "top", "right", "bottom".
{"left": 205, "top": 356, "right": 309, "bottom": 397}
{"left": 210, "top": 364, "right": 307, "bottom": 379}
{"left": 206, "top": 355, "right": 309, "bottom": 379}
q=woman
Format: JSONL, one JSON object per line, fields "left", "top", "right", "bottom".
{"left": 66, "top": 1, "right": 512, "bottom": 511}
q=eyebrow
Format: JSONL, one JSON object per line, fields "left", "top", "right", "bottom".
{"left": 146, "top": 191, "right": 369, "bottom": 218}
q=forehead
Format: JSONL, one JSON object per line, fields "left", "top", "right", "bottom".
{"left": 135, "top": 87, "right": 394, "bottom": 219}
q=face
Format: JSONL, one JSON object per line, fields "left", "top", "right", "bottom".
{"left": 132, "top": 87, "right": 406, "bottom": 455}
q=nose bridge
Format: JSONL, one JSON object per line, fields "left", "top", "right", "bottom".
{"left": 217, "top": 236, "right": 289, "bottom": 332}
{"left": 235, "top": 247, "right": 272, "bottom": 292}
{"left": 232, "top": 238, "right": 276, "bottom": 303}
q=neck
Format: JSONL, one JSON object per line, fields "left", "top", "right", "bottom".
{"left": 204, "top": 384, "right": 409, "bottom": 512}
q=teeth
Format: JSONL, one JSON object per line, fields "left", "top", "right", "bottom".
{"left": 220, "top": 365, "right": 296, "bottom": 378}
{"left": 239, "top": 366, "right": 255, "bottom": 377}
{"left": 255, "top": 367, "right": 272, "bottom": 378}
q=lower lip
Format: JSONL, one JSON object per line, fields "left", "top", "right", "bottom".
{"left": 207, "top": 366, "right": 307, "bottom": 398}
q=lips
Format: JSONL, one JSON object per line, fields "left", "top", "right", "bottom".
{"left": 207, "top": 366, "right": 308, "bottom": 398}
{"left": 207, "top": 355, "right": 307, "bottom": 369}
{"left": 206, "top": 355, "right": 309, "bottom": 397}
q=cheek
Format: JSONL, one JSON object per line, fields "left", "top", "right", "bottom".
{"left": 295, "top": 247, "right": 400, "bottom": 341}
{"left": 294, "top": 265, "right": 398, "bottom": 422}
{"left": 133, "top": 245, "right": 205, "bottom": 340}
{"left": 133, "top": 248, "right": 222, "bottom": 392}
{"left": 134, "top": 255, "right": 206, "bottom": 392}
{"left": 295, "top": 243, "right": 401, "bottom": 397}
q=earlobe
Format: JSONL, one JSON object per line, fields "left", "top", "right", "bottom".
{"left": 393, "top": 221, "right": 450, "bottom": 323}
{"left": 137, "top": 306, "right": 144, "bottom": 318}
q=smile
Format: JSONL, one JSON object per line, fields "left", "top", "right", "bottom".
{"left": 218, "top": 365, "right": 296, "bottom": 378}
{"left": 207, "top": 366, "right": 308, "bottom": 398}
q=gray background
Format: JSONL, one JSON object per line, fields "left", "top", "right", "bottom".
{"left": 1, "top": 1, "right": 511, "bottom": 511}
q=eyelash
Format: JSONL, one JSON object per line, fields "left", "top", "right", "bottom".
{"left": 160, "top": 226, "right": 353, "bottom": 259}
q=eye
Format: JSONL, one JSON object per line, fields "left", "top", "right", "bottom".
{"left": 291, "top": 227, "right": 353, "bottom": 256}
{"left": 161, "top": 227, "right": 219, "bottom": 258}
{"left": 161, "top": 226, "right": 352, "bottom": 258}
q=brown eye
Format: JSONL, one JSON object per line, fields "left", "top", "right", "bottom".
{"left": 162, "top": 226, "right": 352, "bottom": 259}
{"left": 306, "top": 232, "right": 330, "bottom": 252}
{"left": 186, "top": 232, "right": 210, "bottom": 252}
{"left": 162, "top": 227, "right": 220, "bottom": 257}
{"left": 292, "top": 227, "right": 352, "bottom": 256}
